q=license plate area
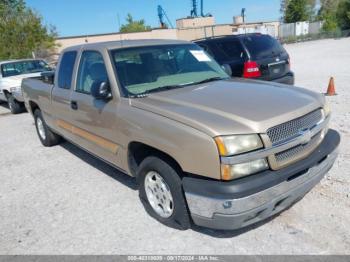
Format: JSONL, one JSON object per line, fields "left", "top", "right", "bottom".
{"left": 268, "top": 61, "right": 286, "bottom": 76}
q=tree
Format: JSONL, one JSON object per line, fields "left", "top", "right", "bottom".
{"left": 280, "top": 0, "right": 290, "bottom": 21}
{"left": 336, "top": 0, "right": 350, "bottom": 30}
{"left": 120, "top": 14, "right": 151, "bottom": 33}
{"left": 318, "top": 0, "right": 341, "bottom": 32}
{"left": 0, "top": 0, "right": 57, "bottom": 60}
{"left": 284, "top": 0, "right": 316, "bottom": 23}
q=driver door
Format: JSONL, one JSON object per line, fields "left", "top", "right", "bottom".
{"left": 68, "top": 50, "right": 121, "bottom": 165}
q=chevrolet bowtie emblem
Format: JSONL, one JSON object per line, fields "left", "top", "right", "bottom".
{"left": 300, "top": 129, "right": 312, "bottom": 145}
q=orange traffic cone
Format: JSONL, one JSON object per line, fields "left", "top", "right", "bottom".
{"left": 325, "top": 77, "right": 337, "bottom": 96}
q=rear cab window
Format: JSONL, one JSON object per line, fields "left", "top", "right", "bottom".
{"left": 242, "top": 34, "right": 285, "bottom": 60}
{"left": 58, "top": 51, "right": 77, "bottom": 89}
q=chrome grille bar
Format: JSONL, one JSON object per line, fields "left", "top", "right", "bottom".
{"left": 267, "top": 109, "right": 323, "bottom": 145}
{"left": 221, "top": 115, "right": 330, "bottom": 165}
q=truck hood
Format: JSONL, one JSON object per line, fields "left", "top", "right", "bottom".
{"left": 0, "top": 72, "right": 42, "bottom": 90}
{"left": 130, "top": 79, "right": 325, "bottom": 136}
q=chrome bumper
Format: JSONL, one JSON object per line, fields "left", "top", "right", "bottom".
{"left": 185, "top": 146, "right": 338, "bottom": 230}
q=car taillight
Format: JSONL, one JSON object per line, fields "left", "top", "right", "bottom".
{"left": 243, "top": 61, "right": 261, "bottom": 78}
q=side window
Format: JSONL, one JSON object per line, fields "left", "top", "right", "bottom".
{"left": 216, "top": 40, "right": 244, "bottom": 60}
{"left": 76, "top": 51, "right": 108, "bottom": 94}
{"left": 58, "top": 51, "right": 77, "bottom": 89}
{"left": 198, "top": 43, "right": 214, "bottom": 57}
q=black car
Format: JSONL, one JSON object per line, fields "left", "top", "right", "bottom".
{"left": 194, "top": 33, "right": 294, "bottom": 85}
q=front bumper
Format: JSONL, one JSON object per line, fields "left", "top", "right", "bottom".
{"left": 183, "top": 129, "right": 340, "bottom": 230}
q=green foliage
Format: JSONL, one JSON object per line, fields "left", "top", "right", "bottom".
{"left": 120, "top": 13, "right": 151, "bottom": 33}
{"left": 284, "top": 0, "right": 316, "bottom": 23}
{"left": 318, "top": 0, "right": 350, "bottom": 32}
{"left": 336, "top": 0, "right": 350, "bottom": 30}
{"left": 321, "top": 12, "right": 339, "bottom": 32}
{"left": 0, "top": 0, "right": 57, "bottom": 60}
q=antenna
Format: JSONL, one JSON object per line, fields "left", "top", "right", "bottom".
{"left": 157, "top": 5, "right": 174, "bottom": 29}
{"left": 191, "top": 0, "right": 198, "bottom": 17}
{"left": 241, "top": 8, "right": 246, "bottom": 23}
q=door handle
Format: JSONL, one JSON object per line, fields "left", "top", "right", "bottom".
{"left": 71, "top": 101, "right": 78, "bottom": 110}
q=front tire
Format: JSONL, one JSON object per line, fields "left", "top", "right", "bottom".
{"left": 34, "top": 109, "right": 61, "bottom": 147}
{"left": 7, "top": 95, "right": 24, "bottom": 114}
{"left": 137, "top": 156, "right": 191, "bottom": 230}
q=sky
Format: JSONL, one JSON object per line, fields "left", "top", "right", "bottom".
{"left": 25, "top": 0, "right": 281, "bottom": 37}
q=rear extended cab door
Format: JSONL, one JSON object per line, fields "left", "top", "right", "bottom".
{"left": 51, "top": 50, "right": 79, "bottom": 141}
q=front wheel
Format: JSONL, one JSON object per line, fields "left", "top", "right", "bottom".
{"left": 34, "top": 109, "right": 62, "bottom": 147}
{"left": 137, "top": 156, "right": 191, "bottom": 230}
{"left": 7, "top": 95, "right": 24, "bottom": 114}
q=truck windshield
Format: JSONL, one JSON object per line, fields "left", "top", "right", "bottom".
{"left": 1, "top": 60, "right": 51, "bottom": 78}
{"left": 111, "top": 44, "right": 228, "bottom": 96}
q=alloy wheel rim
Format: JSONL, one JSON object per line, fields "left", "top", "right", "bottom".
{"left": 144, "top": 171, "right": 174, "bottom": 218}
{"left": 36, "top": 118, "right": 46, "bottom": 140}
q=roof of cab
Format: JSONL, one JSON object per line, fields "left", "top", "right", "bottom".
{"left": 63, "top": 39, "right": 193, "bottom": 52}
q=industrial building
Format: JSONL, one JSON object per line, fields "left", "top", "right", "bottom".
{"left": 52, "top": 1, "right": 321, "bottom": 62}
{"left": 52, "top": 0, "right": 280, "bottom": 60}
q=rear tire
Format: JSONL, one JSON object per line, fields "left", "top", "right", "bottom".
{"left": 137, "top": 156, "right": 191, "bottom": 230}
{"left": 34, "top": 109, "right": 61, "bottom": 147}
{"left": 7, "top": 95, "right": 24, "bottom": 114}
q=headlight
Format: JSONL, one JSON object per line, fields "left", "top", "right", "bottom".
{"left": 221, "top": 159, "right": 269, "bottom": 180}
{"left": 214, "top": 134, "right": 263, "bottom": 156}
{"left": 323, "top": 100, "right": 331, "bottom": 117}
{"left": 10, "top": 86, "right": 21, "bottom": 93}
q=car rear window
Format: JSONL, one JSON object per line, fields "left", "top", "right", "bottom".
{"left": 242, "top": 35, "right": 285, "bottom": 60}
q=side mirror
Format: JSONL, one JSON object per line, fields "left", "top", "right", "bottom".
{"left": 41, "top": 71, "right": 55, "bottom": 85}
{"left": 91, "top": 81, "right": 112, "bottom": 100}
{"left": 221, "top": 64, "right": 232, "bottom": 76}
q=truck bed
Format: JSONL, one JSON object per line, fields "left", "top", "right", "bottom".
{"left": 22, "top": 77, "right": 54, "bottom": 116}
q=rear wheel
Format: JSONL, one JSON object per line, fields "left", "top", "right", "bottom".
{"left": 7, "top": 95, "right": 24, "bottom": 114}
{"left": 34, "top": 109, "right": 61, "bottom": 147}
{"left": 137, "top": 156, "right": 191, "bottom": 230}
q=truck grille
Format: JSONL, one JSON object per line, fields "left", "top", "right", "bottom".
{"left": 266, "top": 109, "right": 325, "bottom": 169}
{"left": 267, "top": 109, "right": 323, "bottom": 145}
{"left": 275, "top": 133, "right": 321, "bottom": 163}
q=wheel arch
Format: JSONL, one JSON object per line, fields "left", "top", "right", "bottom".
{"left": 127, "top": 141, "right": 184, "bottom": 178}
{"left": 28, "top": 100, "right": 40, "bottom": 115}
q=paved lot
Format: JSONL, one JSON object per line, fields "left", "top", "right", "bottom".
{"left": 0, "top": 38, "right": 349, "bottom": 255}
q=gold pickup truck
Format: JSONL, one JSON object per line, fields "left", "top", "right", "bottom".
{"left": 22, "top": 39, "right": 340, "bottom": 230}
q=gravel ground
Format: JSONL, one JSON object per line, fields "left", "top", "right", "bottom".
{"left": 0, "top": 38, "right": 349, "bottom": 255}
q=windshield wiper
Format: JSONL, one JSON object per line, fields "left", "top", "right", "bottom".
{"left": 129, "top": 84, "right": 189, "bottom": 98}
{"left": 128, "top": 77, "right": 226, "bottom": 98}
{"left": 192, "top": 76, "right": 227, "bottom": 85}
{"left": 146, "top": 84, "right": 187, "bottom": 94}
